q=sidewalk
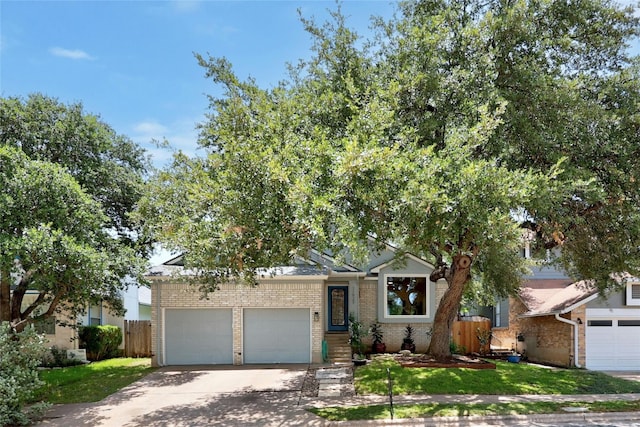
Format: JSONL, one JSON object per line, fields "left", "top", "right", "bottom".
{"left": 301, "top": 392, "right": 640, "bottom": 426}
{"left": 304, "top": 367, "right": 640, "bottom": 425}
{"left": 304, "top": 391, "right": 640, "bottom": 408}
{"left": 36, "top": 365, "right": 640, "bottom": 426}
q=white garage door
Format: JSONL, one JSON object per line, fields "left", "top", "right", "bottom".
{"left": 586, "top": 312, "right": 640, "bottom": 370}
{"left": 164, "top": 308, "right": 233, "bottom": 365}
{"left": 244, "top": 308, "right": 310, "bottom": 364}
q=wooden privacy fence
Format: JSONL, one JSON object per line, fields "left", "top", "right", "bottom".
{"left": 124, "top": 320, "right": 152, "bottom": 357}
{"left": 452, "top": 319, "right": 491, "bottom": 354}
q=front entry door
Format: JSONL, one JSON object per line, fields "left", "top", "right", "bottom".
{"left": 328, "top": 286, "right": 349, "bottom": 331}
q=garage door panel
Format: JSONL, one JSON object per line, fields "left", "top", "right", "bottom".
{"left": 586, "top": 315, "right": 640, "bottom": 371}
{"left": 244, "top": 308, "right": 310, "bottom": 364}
{"left": 165, "top": 309, "right": 233, "bottom": 365}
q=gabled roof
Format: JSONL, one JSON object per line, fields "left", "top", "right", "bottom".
{"left": 146, "top": 243, "right": 433, "bottom": 278}
{"left": 519, "top": 279, "right": 598, "bottom": 317}
{"left": 369, "top": 252, "right": 435, "bottom": 274}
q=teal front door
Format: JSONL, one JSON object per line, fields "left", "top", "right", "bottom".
{"left": 328, "top": 286, "right": 348, "bottom": 332}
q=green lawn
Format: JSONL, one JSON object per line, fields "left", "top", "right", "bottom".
{"left": 307, "top": 358, "right": 640, "bottom": 421}
{"left": 35, "top": 358, "right": 156, "bottom": 404}
{"left": 310, "top": 400, "right": 640, "bottom": 421}
{"left": 355, "top": 357, "right": 640, "bottom": 395}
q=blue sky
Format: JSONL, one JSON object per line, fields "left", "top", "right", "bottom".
{"left": 1, "top": 1, "right": 396, "bottom": 167}
{"left": 1, "top": 0, "right": 637, "bottom": 167}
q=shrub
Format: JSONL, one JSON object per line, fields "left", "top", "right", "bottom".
{"left": 0, "top": 322, "right": 51, "bottom": 426}
{"left": 40, "top": 346, "right": 85, "bottom": 368}
{"left": 79, "top": 325, "right": 122, "bottom": 361}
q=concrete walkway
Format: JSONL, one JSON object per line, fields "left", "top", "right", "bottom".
{"left": 316, "top": 367, "right": 354, "bottom": 397}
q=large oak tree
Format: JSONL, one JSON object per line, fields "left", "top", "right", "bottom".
{"left": 139, "top": 0, "right": 639, "bottom": 359}
{"left": 0, "top": 95, "right": 149, "bottom": 332}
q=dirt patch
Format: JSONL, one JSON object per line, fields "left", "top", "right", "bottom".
{"left": 395, "top": 354, "right": 496, "bottom": 369}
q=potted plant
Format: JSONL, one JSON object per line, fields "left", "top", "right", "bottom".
{"left": 349, "top": 314, "right": 367, "bottom": 364}
{"left": 369, "top": 320, "right": 386, "bottom": 354}
{"left": 401, "top": 324, "right": 416, "bottom": 353}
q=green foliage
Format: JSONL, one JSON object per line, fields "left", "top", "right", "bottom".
{"left": 403, "top": 324, "right": 414, "bottom": 345}
{"left": 35, "top": 358, "right": 154, "bottom": 404}
{"left": 0, "top": 93, "right": 149, "bottom": 243}
{"left": 0, "top": 322, "right": 50, "bottom": 426}
{"left": 449, "top": 341, "right": 467, "bottom": 355}
{"left": 40, "top": 346, "right": 85, "bottom": 368}
{"left": 79, "top": 325, "right": 123, "bottom": 361}
{"left": 0, "top": 94, "right": 149, "bottom": 333}
{"left": 476, "top": 328, "right": 492, "bottom": 354}
{"left": 348, "top": 314, "right": 367, "bottom": 355}
{"left": 139, "top": 1, "right": 640, "bottom": 355}
{"left": 369, "top": 321, "right": 384, "bottom": 345}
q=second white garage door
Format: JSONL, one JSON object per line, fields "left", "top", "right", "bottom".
{"left": 586, "top": 309, "right": 640, "bottom": 371}
{"left": 243, "top": 308, "right": 311, "bottom": 363}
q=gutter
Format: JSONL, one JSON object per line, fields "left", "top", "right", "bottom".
{"left": 554, "top": 313, "right": 582, "bottom": 368}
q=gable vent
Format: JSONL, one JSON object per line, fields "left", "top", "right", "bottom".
{"left": 626, "top": 282, "right": 640, "bottom": 306}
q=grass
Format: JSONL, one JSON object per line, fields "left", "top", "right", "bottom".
{"left": 355, "top": 357, "right": 640, "bottom": 395}
{"left": 34, "top": 358, "right": 156, "bottom": 404}
{"left": 308, "top": 358, "right": 640, "bottom": 421}
{"left": 309, "top": 400, "right": 640, "bottom": 421}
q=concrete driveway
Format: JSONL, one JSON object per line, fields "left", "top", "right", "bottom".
{"left": 603, "top": 371, "right": 640, "bottom": 383}
{"left": 37, "top": 365, "right": 327, "bottom": 427}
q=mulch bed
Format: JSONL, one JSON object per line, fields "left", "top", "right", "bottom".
{"left": 395, "top": 354, "right": 496, "bottom": 369}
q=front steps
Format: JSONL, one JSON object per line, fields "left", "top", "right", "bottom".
{"left": 324, "top": 332, "right": 352, "bottom": 364}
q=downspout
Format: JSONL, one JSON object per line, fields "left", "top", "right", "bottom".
{"left": 554, "top": 313, "right": 582, "bottom": 368}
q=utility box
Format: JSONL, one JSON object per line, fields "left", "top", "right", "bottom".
{"left": 66, "top": 349, "right": 88, "bottom": 362}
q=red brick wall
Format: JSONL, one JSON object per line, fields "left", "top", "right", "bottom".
{"left": 492, "top": 297, "right": 573, "bottom": 367}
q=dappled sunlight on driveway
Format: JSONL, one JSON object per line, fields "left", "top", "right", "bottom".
{"left": 36, "top": 366, "right": 326, "bottom": 426}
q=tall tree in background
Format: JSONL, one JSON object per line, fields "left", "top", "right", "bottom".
{"left": 0, "top": 95, "right": 149, "bottom": 331}
{"left": 139, "top": 0, "right": 639, "bottom": 359}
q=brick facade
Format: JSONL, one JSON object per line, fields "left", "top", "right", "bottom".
{"left": 355, "top": 279, "right": 447, "bottom": 353}
{"left": 492, "top": 296, "right": 576, "bottom": 367}
{"left": 151, "top": 273, "right": 449, "bottom": 366}
{"left": 151, "top": 278, "right": 325, "bottom": 366}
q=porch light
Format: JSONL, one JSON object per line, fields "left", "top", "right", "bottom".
{"left": 314, "top": 312, "right": 320, "bottom": 322}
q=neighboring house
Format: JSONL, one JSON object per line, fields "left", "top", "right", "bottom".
{"left": 480, "top": 252, "right": 640, "bottom": 371}
{"left": 16, "top": 284, "right": 150, "bottom": 351}
{"left": 147, "top": 246, "right": 449, "bottom": 366}
{"left": 123, "top": 283, "right": 152, "bottom": 321}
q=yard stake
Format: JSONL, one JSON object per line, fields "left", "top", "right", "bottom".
{"left": 387, "top": 367, "right": 394, "bottom": 420}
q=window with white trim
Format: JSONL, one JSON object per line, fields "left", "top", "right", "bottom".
{"left": 626, "top": 282, "right": 640, "bottom": 306}
{"left": 385, "top": 275, "right": 429, "bottom": 318}
{"left": 88, "top": 303, "right": 102, "bottom": 326}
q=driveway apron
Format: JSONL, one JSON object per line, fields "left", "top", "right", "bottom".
{"left": 37, "top": 365, "right": 327, "bottom": 427}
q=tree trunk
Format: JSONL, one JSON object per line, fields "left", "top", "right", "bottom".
{"left": 427, "top": 254, "right": 472, "bottom": 359}
{"left": 0, "top": 268, "right": 10, "bottom": 323}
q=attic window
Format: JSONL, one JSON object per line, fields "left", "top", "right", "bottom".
{"left": 626, "top": 282, "right": 640, "bottom": 306}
